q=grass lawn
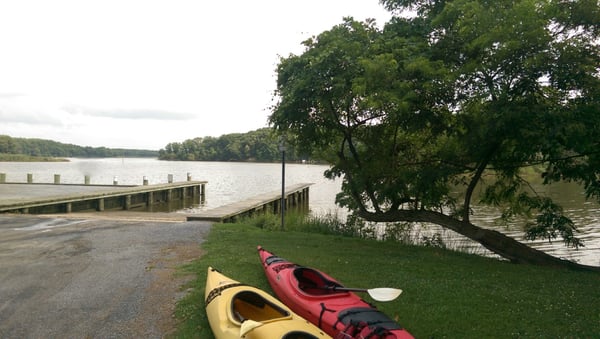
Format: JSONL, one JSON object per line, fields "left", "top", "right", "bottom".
{"left": 0, "top": 153, "right": 69, "bottom": 162}
{"left": 173, "top": 222, "right": 600, "bottom": 338}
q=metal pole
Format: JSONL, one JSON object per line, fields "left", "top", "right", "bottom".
{"left": 279, "top": 136, "right": 287, "bottom": 230}
{"left": 281, "top": 149, "right": 285, "bottom": 230}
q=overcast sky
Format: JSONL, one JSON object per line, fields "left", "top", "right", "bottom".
{"left": 0, "top": 0, "right": 392, "bottom": 150}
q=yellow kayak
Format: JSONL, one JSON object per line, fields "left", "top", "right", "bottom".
{"left": 205, "top": 266, "right": 331, "bottom": 339}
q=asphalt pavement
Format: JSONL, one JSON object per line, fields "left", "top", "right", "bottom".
{"left": 0, "top": 214, "right": 211, "bottom": 338}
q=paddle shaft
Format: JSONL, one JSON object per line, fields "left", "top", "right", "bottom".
{"left": 328, "top": 286, "right": 369, "bottom": 293}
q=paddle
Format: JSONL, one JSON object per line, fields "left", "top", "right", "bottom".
{"left": 324, "top": 286, "right": 403, "bottom": 302}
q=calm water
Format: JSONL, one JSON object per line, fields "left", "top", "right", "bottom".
{"left": 1, "top": 158, "right": 598, "bottom": 266}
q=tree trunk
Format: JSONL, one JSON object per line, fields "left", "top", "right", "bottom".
{"left": 359, "top": 209, "right": 600, "bottom": 272}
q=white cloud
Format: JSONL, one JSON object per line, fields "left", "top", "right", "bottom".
{"left": 0, "top": 94, "right": 65, "bottom": 126}
{"left": 62, "top": 105, "right": 196, "bottom": 120}
{"left": 0, "top": 0, "right": 391, "bottom": 150}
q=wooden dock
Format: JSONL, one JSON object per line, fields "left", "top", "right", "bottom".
{"left": 0, "top": 181, "right": 206, "bottom": 214}
{"left": 0, "top": 181, "right": 313, "bottom": 222}
{"left": 186, "top": 183, "right": 312, "bottom": 222}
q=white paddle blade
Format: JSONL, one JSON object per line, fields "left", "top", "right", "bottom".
{"left": 367, "top": 288, "right": 403, "bottom": 302}
{"left": 240, "top": 320, "right": 264, "bottom": 337}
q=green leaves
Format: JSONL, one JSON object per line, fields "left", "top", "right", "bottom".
{"left": 269, "top": 0, "right": 599, "bottom": 262}
{"left": 524, "top": 197, "right": 582, "bottom": 249}
{"left": 158, "top": 128, "right": 298, "bottom": 162}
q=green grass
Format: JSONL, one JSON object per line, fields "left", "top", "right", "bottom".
{"left": 173, "top": 221, "right": 600, "bottom": 338}
{"left": 0, "top": 153, "right": 69, "bottom": 162}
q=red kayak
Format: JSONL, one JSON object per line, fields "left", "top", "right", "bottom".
{"left": 258, "top": 246, "right": 414, "bottom": 339}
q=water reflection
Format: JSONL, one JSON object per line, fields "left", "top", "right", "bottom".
{"left": 140, "top": 195, "right": 203, "bottom": 213}
{"left": 0, "top": 158, "right": 598, "bottom": 266}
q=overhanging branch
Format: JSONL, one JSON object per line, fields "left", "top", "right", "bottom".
{"left": 357, "top": 209, "right": 600, "bottom": 271}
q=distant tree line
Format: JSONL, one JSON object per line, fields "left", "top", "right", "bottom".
{"left": 0, "top": 135, "right": 158, "bottom": 158}
{"left": 158, "top": 128, "right": 309, "bottom": 162}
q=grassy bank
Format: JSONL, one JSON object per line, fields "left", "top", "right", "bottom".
{"left": 0, "top": 153, "right": 69, "bottom": 162}
{"left": 173, "top": 221, "right": 600, "bottom": 338}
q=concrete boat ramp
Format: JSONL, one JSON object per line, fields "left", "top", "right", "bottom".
{"left": 0, "top": 182, "right": 312, "bottom": 337}
{"left": 0, "top": 182, "right": 312, "bottom": 222}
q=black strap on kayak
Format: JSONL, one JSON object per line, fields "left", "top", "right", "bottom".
{"left": 265, "top": 255, "right": 286, "bottom": 265}
{"left": 336, "top": 307, "right": 402, "bottom": 331}
{"left": 318, "top": 302, "right": 336, "bottom": 330}
{"left": 368, "top": 326, "right": 393, "bottom": 338}
{"left": 338, "top": 320, "right": 368, "bottom": 338}
{"left": 264, "top": 255, "right": 299, "bottom": 273}
{"left": 337, "top": 320, "right": 393, "bottom": 339}
{"left": 205, "top": 283, "right": 247, "bottom": 306}
{"left": 273, "top": 263, "right": 298, "bottom": 273}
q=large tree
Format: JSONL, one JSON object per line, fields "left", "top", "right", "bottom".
{"left": 269, "top": 0, "right": 600, "bottom": 270}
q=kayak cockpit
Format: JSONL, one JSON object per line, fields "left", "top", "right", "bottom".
{"left": 281, "top": 332, "right": 322, "bottom": 339}
{"left": 230, "top": 290, "right": 291, "bottom": 324}
{"left": 294, "top": 267, "right": 344, "bottom": 295}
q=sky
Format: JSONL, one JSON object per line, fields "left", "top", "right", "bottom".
{"left": 0, "top": 0, "right": 392, "bottom": 150}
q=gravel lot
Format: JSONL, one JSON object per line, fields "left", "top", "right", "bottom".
{"left": 0, "top": 214, "right": 211, "bottom": 338}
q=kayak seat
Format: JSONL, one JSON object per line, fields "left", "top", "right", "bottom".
{"left": 294, "top": 267, "right": 343, "bottom": 295}
{"left": 231, "top": 291, "right": 290, "bottom": 322}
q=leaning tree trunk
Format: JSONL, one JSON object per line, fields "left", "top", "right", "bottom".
{"left": 359, "top": 209, "right": 600, "bottom": 272}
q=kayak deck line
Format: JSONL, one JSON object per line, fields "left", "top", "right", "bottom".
{"left": 186, "top": 183, "right": 312, "bottom": 223}
{"left": 205, "top": 282, "right": 248, "bottom": 305}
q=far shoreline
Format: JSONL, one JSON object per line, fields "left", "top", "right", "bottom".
{"left": 0, "top": 154, "right": 70, "bottom": 162}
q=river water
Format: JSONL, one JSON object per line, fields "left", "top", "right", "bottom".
{"left": 1, "top": 158, "right": 598, "bottom": 266}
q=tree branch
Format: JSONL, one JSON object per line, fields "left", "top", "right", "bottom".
{"left": 463, "top": 142, "right": 501, "bottom": 223}
{"left": 357, "top": 209, "right": 600, "bottom": 271}
{"left": 338, "top": 137, "right": 369, "bottom": 214}
{"left": 344, "top": 131, "right": 383, "bottom": 213}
